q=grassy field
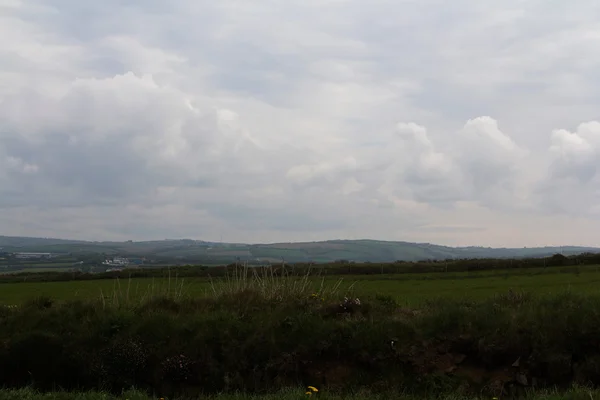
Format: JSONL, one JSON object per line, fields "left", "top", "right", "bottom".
{"left": 0, "top": 267, "right": 73, "bottom": 275}
{"left": 5, "top": 267, "right": 600, "bottom": 397}
{"left": 2, "top": 264, "right": 600, "bottom": 305}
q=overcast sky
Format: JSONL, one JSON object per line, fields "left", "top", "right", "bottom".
{"left": 1, "top": 0, "right": 600, "bottom": 247}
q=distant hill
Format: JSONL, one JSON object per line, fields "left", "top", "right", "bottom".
{"left": 1, "top": 235, "right": 598, "bottom": 265}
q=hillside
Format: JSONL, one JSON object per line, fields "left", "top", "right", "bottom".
{"left": 1, "top": 235, "right": 598, "bottom": 265}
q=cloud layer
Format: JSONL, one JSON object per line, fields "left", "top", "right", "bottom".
{"left": 2, "top": 0, "right": 600, "bottom": 246}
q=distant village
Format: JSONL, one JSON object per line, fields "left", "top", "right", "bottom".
{"left": 101, "top": 256, "right": 145, "bottom": 271}
{"left": 0, "top": 250, "right": 145, "bottom": 273}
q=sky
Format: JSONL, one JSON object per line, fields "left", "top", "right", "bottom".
{"left": 1, "top": 0, "right": 600, "bottom": 247}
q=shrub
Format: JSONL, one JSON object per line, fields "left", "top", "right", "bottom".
{"left": 4, "top": 280, "right": 600, "bottom": 397}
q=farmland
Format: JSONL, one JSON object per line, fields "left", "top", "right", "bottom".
{"left": 3, "top": 263, "right": 600, "bottom": 399}
{"left": 3, "top": 235, "right": 599, "bottom": 266}
{"left": 2, "top": 264, "right": 600, "bottom": 305}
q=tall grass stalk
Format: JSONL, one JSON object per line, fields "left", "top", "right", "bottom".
{"left": 208, "top": 263, "right": 354, "bottom": 302}
{"left": 99, "top": 269, "right": 187, "bottom": 309}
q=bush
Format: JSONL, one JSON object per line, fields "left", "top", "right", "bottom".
{"left": 4, "top": 275, "right": 600, "bottom": 398}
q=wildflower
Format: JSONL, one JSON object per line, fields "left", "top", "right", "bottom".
{"left": 307, "top": 385, "right": 318, "bottom": 392}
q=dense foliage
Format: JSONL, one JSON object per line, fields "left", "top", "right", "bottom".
{"left": 2, "top": 286, "right": 600, "bottom": 399}
{"left": 0, "top": 387, "right": 599, "bottom": 400}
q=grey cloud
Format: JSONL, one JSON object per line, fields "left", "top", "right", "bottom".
{"left": 531, "top": 121, "right": 600, "bottom": 217}
{"left": 414, "top": 225, "right": 486, "bottom": 234}
{"left": 0, "top": 70, "right": 265, "bottom": 207}
{"left": 3, "top": 0, "right": 600, "bottom": 246}
{"left": 207, "top": 202, "right": 348, "bottom": 232}
{"left": 454, "top": 117, "right": 527, "bottom": 196}
{"left": 547, "top": 123, "right": 600, "bottom": 182}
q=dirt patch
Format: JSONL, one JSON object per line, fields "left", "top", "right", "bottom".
{"left": 305, "top": 361, "right": 354, "bottom": 389}
{"left": 398, "top": 338, "right": 537, "bottom": 397}
{"left": 406, "top": 344, "right": 467, "bottom": 375}
{"left": 391, "top": 307, "right": 423, "bottom": 322}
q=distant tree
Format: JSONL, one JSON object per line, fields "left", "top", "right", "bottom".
{"left": 550, "top": 253, "right": 568, "bottom": 266}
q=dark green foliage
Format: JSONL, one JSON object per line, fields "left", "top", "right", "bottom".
{"left": 98, "top": 338, "right": 148, "bottom": 391}
{"left": 5, "top": 291, "right": 600, "bottom": 397}
{"left": 1, "top": 330, "right": 90, "bottom": 390}
{"left": 3, "top": 386, "right": 600, "bottom": 399}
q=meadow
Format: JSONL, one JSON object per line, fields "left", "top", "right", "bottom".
{"left": 4, "top": 264, "right": 600, "bottom": 399}
{"left": 2, "top": 264, "right": 600, "bottom": 306}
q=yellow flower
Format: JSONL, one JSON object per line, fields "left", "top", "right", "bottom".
{"left": 307, "top": 385, "right": 319, "bottom": 392}
{"left": 305, "top": 392, "right": 312, "bottom": 396}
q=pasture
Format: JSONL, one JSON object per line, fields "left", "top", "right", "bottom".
{"left": 2, "top": 264, "right": 600, "bottom": 305}
{"left": 4, "top": 265, "right": 600, "bottom": 397}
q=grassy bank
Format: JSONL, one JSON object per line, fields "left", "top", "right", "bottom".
{"left": 3, "top": 387, "right": 600, "bottom": 399}
{"left": 2, "top": 270, "right": 600, "bottom": 399}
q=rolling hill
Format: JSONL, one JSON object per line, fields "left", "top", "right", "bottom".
{"left": 1, "top": 235, "right": 598, "bottom": 265}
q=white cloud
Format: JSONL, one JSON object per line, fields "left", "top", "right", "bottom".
{"left": 532, "top": 121, "right": 600, "bottom": 216}
{"left": 1, "top": 0, "right": 600, "bottom": 247}
{"left": 548, "top": 122, "right": 600, "bottom": 181}
{"left": 286, "top": 157, "right": 357, "bottom": 187}
{"left": 389, "top": 122, "right": 463, "bottom": 205}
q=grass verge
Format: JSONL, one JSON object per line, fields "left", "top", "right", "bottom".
{"left": 2, "top": 386, "right": 600, "bottom": 399}
{"left": 3, "top": 268, "right": 600, "bottom": 398}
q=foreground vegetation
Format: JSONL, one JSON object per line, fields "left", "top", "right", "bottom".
{"left": 3, "top": 264, "right": 600, "bottom": 399}
{"left": 3, "top": 387, "right": 600, "bottom": 399}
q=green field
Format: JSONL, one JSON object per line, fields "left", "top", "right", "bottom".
{"left": 0, "top": 267, "right": 72, "bottom": 275}
{"left": 2, "top": 264, "right": 600, "bottom": 305}
{"left": 3, "top": 267, "right": 600, "bottom": 398}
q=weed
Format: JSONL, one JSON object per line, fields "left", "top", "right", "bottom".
{"left": 5, "top": 269, "right": 600, "bottom": 398}
{"left": 208, "top": 264, "right": 350, "bottom": 303}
